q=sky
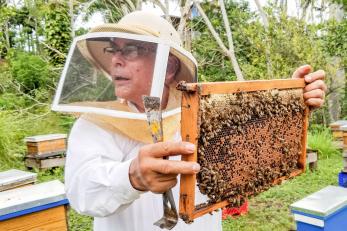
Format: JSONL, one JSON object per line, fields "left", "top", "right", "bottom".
{"left": 9, "top": 0, "right": 331, "bottom": 29}
{"left": 76, "top": 0, "right": 276, "bottom": 28}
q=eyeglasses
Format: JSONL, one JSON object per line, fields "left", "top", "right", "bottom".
{"left": 103, "top": 42, "right": 156, "bottom": 61}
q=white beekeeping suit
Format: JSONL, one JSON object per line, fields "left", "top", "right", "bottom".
{"left": 52, "top": 11, "right": 221, "bottom": 231}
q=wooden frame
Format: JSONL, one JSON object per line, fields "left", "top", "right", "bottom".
{"left": 178, "top": 79, "right": 309, "bottom": 222}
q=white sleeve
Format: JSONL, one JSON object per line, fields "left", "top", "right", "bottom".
{"left": 65, "top": 118, "right": 143, "bottom": 217}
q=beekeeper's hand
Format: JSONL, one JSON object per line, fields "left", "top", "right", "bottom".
{"left": 292, "top": 65, "right": 327, "bottom": 110}
{"left": 129, "top": 141, "right": 200, "bottom": 193}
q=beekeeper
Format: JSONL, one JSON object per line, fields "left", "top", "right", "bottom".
{"left": 52, "top": 11, "right": 326, "bottom": 231}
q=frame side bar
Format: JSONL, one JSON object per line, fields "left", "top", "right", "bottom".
{"left": 299, "top": 108, "right": 309, "bottom": 170}
{"left": 179, "top": 90, "right": 200, "bottom": 222}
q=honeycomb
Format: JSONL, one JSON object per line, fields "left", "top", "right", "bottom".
{"left": 196, "top": 89, "right": 306, "bottom": 207}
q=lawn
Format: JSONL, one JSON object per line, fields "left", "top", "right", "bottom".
{"left": 58, "top": 151, "right": 341, "bottom": 230}
{"left": 0, "top": 111, "right": 342, "bottom": 230}
{"left": 222, "top": 153, "right": 342, "bottom": 231}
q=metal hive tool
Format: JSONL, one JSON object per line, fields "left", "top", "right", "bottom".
{"left": 142, "top": 96, "right": 178, "bottom": 230}
{"left": 177, "top": 79, "right": 309, "bottom": 223}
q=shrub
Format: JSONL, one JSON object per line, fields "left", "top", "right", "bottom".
{"left": 308, "top": 125, "right": 340, "bottom": 159}
{"left": 9, "top": 52, "right": 53, "bottom": 94}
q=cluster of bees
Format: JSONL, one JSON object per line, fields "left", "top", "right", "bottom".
{"left": 196, "top": 89, "right": 306, "bottom": 208}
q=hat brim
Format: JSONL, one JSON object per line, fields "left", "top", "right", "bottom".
{"left": 87, "top": 24, "right": 197, "bottom": 83}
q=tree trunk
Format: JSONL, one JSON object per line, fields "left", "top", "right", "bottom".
{"left": 327, "top": 3, "right": 345, "bottom": 121}
{"left": 218, "top": 0, "right": 244, "bottom": 81}
{"left": 254, "top": 0, "right": 273, "bottom": 79}
{"left": 193, "top": 0, "right": 244, "bottom": 81}
{"left": 177, "top": 0, "right": 192, "bottom": 49}
{"left": 69, "top": 0, "right": 75, "bottom": 38}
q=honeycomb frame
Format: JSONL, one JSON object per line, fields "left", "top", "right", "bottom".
{"left": 177, "top": 79, "right": 309, "bottom": 223}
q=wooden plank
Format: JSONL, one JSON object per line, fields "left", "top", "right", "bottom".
{"left": 26, "top": 151, "right": 66, "bottom": 160}
{"left": 343, "top": 131, "right": 347, "bottom": 147}
{"left": 179, "top": 90, "right": 200, "bottom": 222}
{"left": 199, "top": 79, "right": 305, "bottom": 96}
{"left": 298, "top": 108, "right": 309, "bottom": 171}
{"left": 26, "top": 139, "right": 66, "bottom": 155}
{"left": 0, "top": 205, "right": 68, "bottom": 231}
{"left": 193, "top": 200, "right": 229, "bottom": 219}
{"left": 40, "top": 158, "right": 66, "bottom": 169}
{"left": 0, "top": 181, "right": 35, "bottom": 192}
{"left": 25, "top": 157, "right": 66, "bottom": 169}
{"left": 306, "top": 152, "right": 318, "bottom": 163}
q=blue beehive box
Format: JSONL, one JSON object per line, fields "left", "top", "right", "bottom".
{"left": 339, "top": 172, "right": 347, "bottom": 187}
{"left": 291, "top": 186, "right": 347, "bottom": 231}
{"left": 0, "top": 180, "right": 69, "bottom": 230}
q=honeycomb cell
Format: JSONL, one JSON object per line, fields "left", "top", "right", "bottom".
{"left": 196, "top": 89, "right": 305, "bottom": 207}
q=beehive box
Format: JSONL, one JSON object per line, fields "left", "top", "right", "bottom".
{"left": 25, "top": 134, "right": 67, "bottom": 156}
{"left": 343, "top": 151, "right": 347, "bottom": 173}
{"left": 329, "top": 121, "right": 347, "bottom": 140}
{"left": 24, "top": 154, "right": 66, "bottom": 170}
{"left": 342, "top": 125, "right": 347, "bottom": 149}
{"left": 177, "top": 79, "right": 309, "bottom": 223}
{"left": 291, "top": 186, "right": 347, "bottom": 231}
{"left": 0, "top": 180, "right": 69, "bottom": 231}
{"left": 0, "top": 169, "right": 37, "bottom": 192}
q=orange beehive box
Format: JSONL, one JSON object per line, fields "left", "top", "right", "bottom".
{"left": 330, "top": 121, "right": 347, "bottom": 140}
{"left": 25, "top": 134, "right": 67, "bottom": 156}
{"left": 342, "top": 125, "right": 347, "bottom": 149}
{"left": 0, "top": 180, "right": 69, "bottom": 231}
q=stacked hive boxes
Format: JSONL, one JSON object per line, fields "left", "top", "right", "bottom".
{"left": 339, "top": 125, "right": 347, "bottom": 187}
{"left": 24, "top": 134, "right": 67, "bottom": 169}
{"left": 329, "top": 120, "right": 347, "bottom": 141}
{"left": 329, "top": 121, "right": 347, "bottom": 187}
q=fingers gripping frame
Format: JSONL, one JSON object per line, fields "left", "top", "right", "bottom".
{"left": 178, "top": 79, "right": 309, "bottom": 223}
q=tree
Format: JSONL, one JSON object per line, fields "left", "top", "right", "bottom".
{"left": 193, "top": 0, "right": 244, "bottom": 81}
{"left": 44, "top": 1, "right": 72, "bottom": 65}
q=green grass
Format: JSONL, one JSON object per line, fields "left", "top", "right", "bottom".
{"left": 308, "top": 128, "right": 340, "bottom": 158}
{"left": 0, "top": 113, "right": 343, "bottom": 230}
{"left": 222, "top": 153, "right": 342, "bottom": 231}
{"left": 0, "top": 109, "right": 73, "bottom": 170}
{"left": 45, "top": 150, "right": 341, "bottom": 231}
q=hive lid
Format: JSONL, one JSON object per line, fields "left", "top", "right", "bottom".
{"left": 24, "top": 134, "right": 67, "bottom": 142}
{"left": 291, "top": 186, "right": 347, "bottom": 217}
{"left": 0, "top": 169, "right": 37, "bottom": 187}
{"left": 0, "top": 180, "right": 66, "bottom": 216}
{"left": 330, "top": 120, "right": 347, "bottom": 127}
{"left": 341, "top": 125, "right": 347, "bottom": 131}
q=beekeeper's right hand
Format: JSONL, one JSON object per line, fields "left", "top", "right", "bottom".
{"left": 129, "top": 141, "right": 200, "bottom": 193}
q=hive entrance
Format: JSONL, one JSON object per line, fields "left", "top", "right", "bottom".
{"left": 178, "top": 80, "right": 308, "bottom": 223}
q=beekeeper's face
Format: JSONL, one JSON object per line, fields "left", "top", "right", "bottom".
{"left": 106, "top": 38, "right": 178, "bottom": 112}
{"left": 106, "top": 38, "right": 156, "bottom": 111}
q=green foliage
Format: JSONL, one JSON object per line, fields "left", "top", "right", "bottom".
{"left": 308, "top": 126, "right": 340, "bottom": 158}
{"left": 192, "top": 0, "right": 254, "bottom": 81}
{"left": 9, "top": 52, "right": 53, "bottom": 95}
{"left": 192, "top": 1, "right": 328, "bottom": 82}
{"left": 320, "top": 18, "right": 347, "bottom": 119}
{"left": 68, "top": 209, "right": 93, "bottom": 231}
{"left": 84, "top": 0, "right": 138, "bottom": 23}
{"left": 0, "top": 6, "right": 17, "bottom": 57}
{"left": 0, "top": 93, "right": 28, "bottom": 110}
{"left": 0, "top": 109, "right": 73, "bottom": 169}
{"left": 44, "top": 1, "right": 72, "bottom": 65}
